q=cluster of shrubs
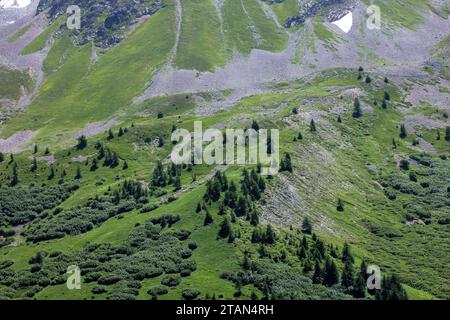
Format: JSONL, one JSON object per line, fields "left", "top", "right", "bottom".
{"left": 25, "top": 180, "right": 151, "bottom": 242}
{"left": 0, "top": 183, "right": 79, "bottom": 232}
{"left": 0, "top": 217, "right": 196, "bottom": 299}
{"left": 380, "top": 154, "right": 450, "bottom": 225}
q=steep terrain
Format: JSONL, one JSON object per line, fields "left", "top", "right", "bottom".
{"left": 0, "top": 0, "right": 449, "bottom": 300}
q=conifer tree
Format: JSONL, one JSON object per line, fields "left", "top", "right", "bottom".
{"left": 77, "top": 135, "right": 88, "bottom": 149}
{"left": 323, "top": 258, "right": 339, "bottom": 286}
{"left": 302, "top": 217, "right": 313, "bottom": 234}
{"left": 75, "top": 166, "right": 82, "bottom": 179}
{"left": 48, "top": 166, "right": 55, "bottom": 180}
{"left": 341, "top": 260, "right": 355, "bottom": 288}
{"left": 118, "top": 127, "right": 124, "bottom": 136}
{"left": 337, "top": 115, "right": 342, "bottom": 123}
{"left": 337, "top": 199, "right": 344, "bottom": 212}
{"left": 310, "top": 119, "right": 316, "bottom": 132}
{"left": 31, "top": 157, "right": 37, "bottom": 172}
{"left": 342, "top": 243, "right": 354, "bottom": 263}
{"left": 204, "top": 210, "right": 213, "bottom": 226}
{"left": 218, "top": 217, "right": 231, "bottom": 238}
{"left": 352, "top": 98, "right": 362, "bottom": 118}
{"left": 312, "top": 262, "right": 323, "bottom": 284}
{"left": 107, "top": 129, "right": 114, "bottom": 140}
{"left": 10, "top": 163, "right": 19, "bottom": 186}
{"left": 446, "top": 126, "right": 450, "bottom": 141}
{"left": 0, "top": 152, "right": 4, "bottom": 163}
{"left": 90, "top": 158, "right": 99, "bottom": 171}
{"left": 399, "top": 124, "right": 407, "bottom": 139}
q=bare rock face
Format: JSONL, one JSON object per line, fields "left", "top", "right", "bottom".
{"left": 284, "top": 0, "right": 358, "bottom": 27}
{"left": 36, "top": 0, "right": 164, "bottom": 48}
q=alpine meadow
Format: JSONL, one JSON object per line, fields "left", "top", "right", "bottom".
{"left": 0, "top": 0, "right": 449, "bottom": 303}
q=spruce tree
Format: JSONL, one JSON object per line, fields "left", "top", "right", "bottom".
{"left": 381, "top": 99, "right": 388, "bottom": 109}
{"left": 312, "top": 262, "right": 323, "bottom": 284}
{"left": 122, "top": 161, "right": 128, "bottom": 170}
{"left": 323, "top": 259, "right": 339, "bottom": 287}
{"left": 302, "top": 217, "right": 313, "bottom": 234}
{"left": 341, "top": 260, "right": 355, "bottom": 288}
{"left": 251, "top": 120, "right": 259, "bottom": 131}
{"left": 0, "top": 152, "right": 4, "bottom": 163}
{"left": 204, "top": 210, "right": 213, "bottom": 226}
{"left": 337, "top": 115, "right": 342, "bottom": 123}
{"left": 90, "top": 158, "right": 99, "bottom": 171}
{"left": 196, "top": 202, "right": 202, "bottom": 213}
{"left": 77, "top": 135, "right": 88, "bottom": 149}
{"left": 218, "top": 217, "right": 231, "bottom": 238}
{"left": 31, "top": 157, "right": 37, "bottom": 172}
{"left": 384, "top": 91, "right": 391, "bottom": 101}
{"left": 33, "top": 144, "right": 38, "bottom": 154}
{"left": 44, "top": 147, "right": 50, "bottom": 155}
{"left": 75, "top": 167, "right": 82, "bottom": 179}
{"left": 107, "top": 129, "right": 114, "bottom": 140}
{"left": 10, "top": 163, "right": 19, "bottom": 186}
{"left": 352, "top": 98, "right": 362, "bottom": 118}
{"left": 342, "top": 243, "right": 354, "bottom": 263}
{"left": 310, "top": 119, "right": 316, "bottom": 132}
{"left": 48, "top": 166, "right": 55, "bottom": 180}
{"left": 118, "top": 127, "right": 124, "bottom": 136}
{"left": 399, "top": 124, "right": 407, "bottom": 139}
{"left": 446, "top": 126, "right": 450, "bottom": 141}
{"left": 264, "top": 224, "right": 276, "bottom": 244}
{"left": 337, "top": 199, "right": 344, "bottom": 212}
{"left": 365, "top": 75, "right": 372, "bottom": 84}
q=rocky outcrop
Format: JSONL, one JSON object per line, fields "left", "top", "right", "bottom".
{"left": 284, "top": 0, "right": 357, "bottom": 28}
{"left": 36, "top": 0, "right": 164, "bottom": 48}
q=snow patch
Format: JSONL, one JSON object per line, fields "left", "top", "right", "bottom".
{"left": 0, "top": 0, "right": 31, "bottom": 9}
{"left": 332, "top": 11, "right": 353, "bottom": 33}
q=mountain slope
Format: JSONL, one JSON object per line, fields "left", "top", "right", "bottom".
{"left": 0, "top": 0, "right": 449, "bottom": 300}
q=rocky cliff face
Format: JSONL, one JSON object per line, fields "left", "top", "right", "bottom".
{"left": 284, "top": 0, "right": 357, "bottom": 27}
{"left": 36, "top": 0, "right": 164, "bottom": 47}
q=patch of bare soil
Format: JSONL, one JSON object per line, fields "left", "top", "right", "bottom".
{"left": 0, "top": 129, "right": 36, "bottom": 153}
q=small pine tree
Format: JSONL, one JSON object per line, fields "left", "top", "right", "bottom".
{"left": 196, "top": 202, "right": 202, "bottom": 213}
{"left": 323, "top": 259, "right": 339, "bottom": 287}
{"left": 358, "top": 66, "right": 364, "bottom": 72}
{"left": 341, "top": 260, "right": 355, "bottom": 288}
{"left": 337, "top": 115, "right": 342, "bottom": 123}
{"left": 400, "top": 159, "right": 410, "bottom": 171}
{"left": 173, "top": 176, "right": 181, "bottom": 191}
{"left": 251, "top": 120, "right": 259, "bottom": 131}
{"left": 118, "top": 127, "right": 124, "bottom": 137}
{"left": 384, "top": 77, "right": 389, "bottom": 83}
{"left": 365, "top": 75, "right": 372, "bottom": 84}
{"left": 297, "top": 132, "right": 303, "bottom": 140}
{"left": 342, "top": 243, "right": 354, "bottom": 263}
{"left": 157, "top": 112, "right": 164, "bottom": 119}
{"left": 77, "top": 135, "right": 88, "bottom": 149}
{"left": 90, "top": 158, "right": 99, "bottom": 171}
{"left": 204, "top": 210, "right": 213, "bottom": 225}
{"left": 75, "top": 167, "right": 82, "bottom": 179}
{"left": 312, "top": 262, "right": 323, "bottom": 284}
{"left": 302, "top": 217, "right": 312, "bottom": 234}
{"left": 218, "top": 217, "right": 231, "bottom": 238}
{"left": 33, "top": 144, "right": 38, "bottom": 154}
{"left": 0, "top": 152, "right": 4, "bottom": 163}
{"left": 107, "top": 129, "right": 114, "bottom": 140}
{"left": 436, "top": 130, "right": 441, "bottom": 141}
{"left": 381, "top": 99, "right": 388, "bottom": 109}
{"left": 10, "top": 164, "right": 19, "bottom": 186}
{"left": 44, "top": 147, "right": 50, "bottom": 155}
{"left": 310, "top": 119, "right": 316, "bottom": 132}
{"left": 352, "top": 98, "right": 362, "bottom": 118}
{"left": 392, "top": 138, "right": 397, "bottom": 149}
{"left": 445, "top": 126, "right": 450, "bottom": 141}
{"left": 292, "top": 107, "right": 298, "bottom": 114}
{"left": 122, "top": 161, "right": 129, "bottom": 170}
{"left": 384, "top": 91, "right": 391, "bottom": 101}
{"left": 399, "top": 124, "right": 407, "bottom": 139}
{"left": 337, "top": 199, "right": 344, "bottom": 212}
{"left": 264, "top": 225, "right": 276, "bottom": 244}
{"left": 48, "top": 167, "right": 55, "bottom": 180}
{"left": 31, "top": 157, "right": 37, "bottom": 172}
